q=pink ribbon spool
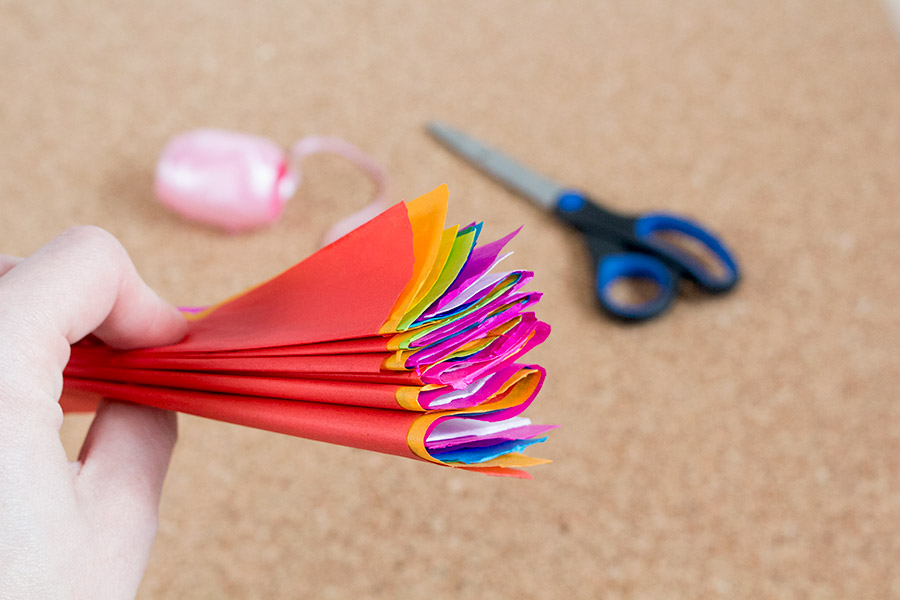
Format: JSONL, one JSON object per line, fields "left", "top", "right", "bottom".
{"left": 154, "top": 128, "right": 389, "bottom": 243}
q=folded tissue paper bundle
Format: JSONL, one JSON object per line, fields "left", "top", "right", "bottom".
{"left": 63, "top": 186, "right": 553, "bottom": 478}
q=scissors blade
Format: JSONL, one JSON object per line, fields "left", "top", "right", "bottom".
{"left": 426, "top": 121, "right": 566, "bottom": 211}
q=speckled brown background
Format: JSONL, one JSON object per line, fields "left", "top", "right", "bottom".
{"left": 2, "top": 1, "right": 899, "bottom": 598}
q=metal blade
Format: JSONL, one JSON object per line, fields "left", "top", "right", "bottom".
{"left": 426, "top": 121, "right": 565, "bottom": 211}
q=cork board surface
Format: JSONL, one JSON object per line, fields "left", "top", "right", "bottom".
{"left": 2, "top": 1, "right": 899, "bottom": 597}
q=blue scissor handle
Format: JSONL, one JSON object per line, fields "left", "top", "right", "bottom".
{"left": 556, "top": 191, "right": 740, "bottom": 320}
{"left": 594, "top": 251, "right": 677, "bottom": 321}
{"left": 633, "top": 212, "right": 740, "bottom": 293}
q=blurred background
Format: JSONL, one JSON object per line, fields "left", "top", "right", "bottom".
{"left": 2, "top": 1, "right": 899, "bottom": 597}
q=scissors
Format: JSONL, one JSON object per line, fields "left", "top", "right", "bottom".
{"left": 426, "top": 121, "right": 740, "bottom": 322}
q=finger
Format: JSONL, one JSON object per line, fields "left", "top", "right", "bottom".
{"left": 0, "top": 226, "right": 187, "bottom": 354}
{"left": 74, "top": 400, "right": 177, "bottom": 584}
{"left": 0, "top": 254, "right": 23, "bottom": 278}
{"left": 76, "top": 400, "right": 177, "bottom": 516}
{"left": 0, "top": 226, "right": 187, "bottom": 439}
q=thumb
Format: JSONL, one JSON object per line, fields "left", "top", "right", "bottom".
{"left": 75, "top": 400, "right": 178, "bottom": 563}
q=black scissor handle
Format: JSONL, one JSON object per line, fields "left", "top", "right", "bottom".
{"left": 558, "top": 192, "right": 677, "bottom": 321}
{"left": 556, "top": 192, "right": 740, "bottom": 321}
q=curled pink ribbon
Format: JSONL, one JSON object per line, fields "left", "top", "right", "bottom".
{"left": 154, "top": 128, "right": 389, "bottom": 245}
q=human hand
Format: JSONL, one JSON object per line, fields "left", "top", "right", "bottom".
{"left": 0, "top": 227, "right": 188, "bottom": 599}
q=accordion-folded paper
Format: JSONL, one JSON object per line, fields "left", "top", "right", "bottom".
{"left": 63, "top": 186, "right": 553, "bottom": 478}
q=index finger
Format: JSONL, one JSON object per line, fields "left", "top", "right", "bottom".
{"left": 0, "top": 226, "right": 188, "bottom": 429}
